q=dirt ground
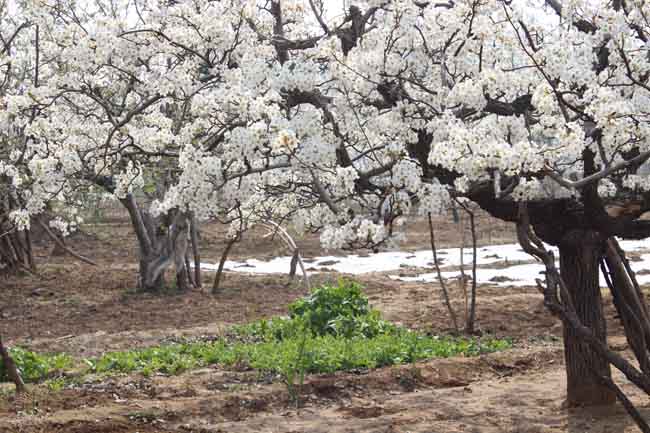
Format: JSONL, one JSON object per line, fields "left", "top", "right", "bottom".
{"left": 1, "top": 211, "right": 648, "bottom": 433}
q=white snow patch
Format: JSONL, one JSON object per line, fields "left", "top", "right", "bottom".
{"left": 200, "top": 239, "right": 650, "bottom": 287}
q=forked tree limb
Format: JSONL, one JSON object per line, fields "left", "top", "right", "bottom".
{"left": 601, "top": 258, "right": 650, "bottom": 374}
{"left": 611, "top": 238, "right": 650, "bottom": 320}
{"left": 260, "top": 221, "right": 310, "bottom": 290}
{"left": 0, "top": 227, "right": 40, "bottom": 275}
{"left": 37, "top": 219, "right": 97, "bottom": 266}
{"left": 602, "top": 243, "right": 650, "bottom": 375}
{"left": 605, "top": 239, "right": 650, "bottom": 330}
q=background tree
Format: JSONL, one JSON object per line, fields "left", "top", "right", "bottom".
{"left": 0, "top": 2, "right": 37, "bottom": 275}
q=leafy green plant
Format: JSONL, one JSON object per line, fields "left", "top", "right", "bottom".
{"left": 46, "top": 377, "right": 67, "bottom": 392}
{"left": 1, "top": 281, "right": 513, "bottom": 395}
{"left": 279, "top": 317, "right": 310, "bottom": 406}
{"left": 289, "top": 279, "right": 372, "bottom": 336}
{"left": 234, "top": 280, "right": 395, "bottom": 342}
{"left": 89, "top": 344, "right": 201, "bottom": 376}
{"left": 0, "top": 348, "right": 72, "bottom": 383}
{"left": 85, "top": 282, "right": 511, "bottom": 382}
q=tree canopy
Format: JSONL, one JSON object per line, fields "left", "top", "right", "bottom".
{"left": 1, "top": 0, "right": 649, "bottom": 249}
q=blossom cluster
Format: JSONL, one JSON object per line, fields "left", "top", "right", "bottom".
{"left": 2, "top": 0, "right": 649, "bottom": 249}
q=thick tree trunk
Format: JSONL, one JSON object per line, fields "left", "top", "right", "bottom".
{"left": 559, "top": 230, "right": 616, "bottom": 406}
{"left": 138, "top": 254, "right": 168, "bottom": 291}
{"left": 120, "top": 194, "right": 191, "bottom": 292}
{"left": 0, "top": 228, "right": 33, "bottom": 276}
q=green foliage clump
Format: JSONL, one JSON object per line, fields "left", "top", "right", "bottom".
{"left": 290, "top": 280, "right": 376, "bottom": 335}
{"left": 1, "top": 280, "right": 513, "bottom": 391}
{"left": 87, "top": 344, "right": 204, "bottom": 377}
{"left": 0, "top": 348, "right": 72, "bottom": 383}
{"left": 239, "top": 279, "right": 395, "bottom": 340}
{"left": 244, "top": 330, "right": 510, "bottom": 374}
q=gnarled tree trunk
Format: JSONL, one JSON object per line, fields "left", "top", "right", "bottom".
{"left": 558, "top": 230, "right": 616, "bottom": 406}
{"left": 120, "top": 193, "right": 191, "bottom": 292}
{"left": 0, "top": 225, "right": 34, "bottom": 276}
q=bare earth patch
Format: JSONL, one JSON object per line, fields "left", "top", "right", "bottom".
{"left": 1, "top": 214, "right": 648, "bottom": 432}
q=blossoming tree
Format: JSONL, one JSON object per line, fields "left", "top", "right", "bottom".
{"left": 4, "top": 0, "right": 650, "bottom": 421}
{"left": 166, "top": 0, "right": 650, "bottom": 413}
{"left": 2, "top": 0, "right": 262, "bottom": 289}
{"left": 0, "top": 2, "right": 37, "bottom": 274}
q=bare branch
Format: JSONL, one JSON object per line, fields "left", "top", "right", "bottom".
{"left": 37, "top": 218, "right": 98, "bottom": 266}
{"left": 308, "top": 0, "right": 329, "bottom": 35}
{"left": 545, "top": 149, "right": 650, "bottom": 190}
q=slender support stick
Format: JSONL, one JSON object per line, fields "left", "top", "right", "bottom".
{"left": 468, "top": 210, "right": 478, "bottom": 333}
{"left": 261, "top": 221, "right": 310, "bottom": 290}
{"left": 24, "top": 228, "right": 35, "bottom": 271}
{"left": 458, "top": 210, "right": 469, "bottom": 324}
{"left": 212, "top": 237, "right": 237, "bottom": 294}
{"left": 184, "top": 248, "right": 195, "bottom": 288}
{"left": 190, "top": 215, "right": 201, "bottom": 288}
{"left": 594, "top": 374, "right": 650, "bottom": 433}
{"left": 428, "top": 213, "right": 459, "bottom": 333}
{"left": 457, "top": 200, "right": 478, "bottom": 333}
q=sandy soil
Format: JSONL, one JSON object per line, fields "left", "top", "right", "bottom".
{"left": 1, "top": 212, "right": 648, "bottom": 433}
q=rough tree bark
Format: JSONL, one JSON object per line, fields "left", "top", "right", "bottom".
{"left": 0, "top": 186, "right": 36, "bottom": 275}
{"left": 558, "top": 230, "right": 616, "bottom": 406}
{"left": 517, "top": 208, "right": 650, "bottom": 432}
